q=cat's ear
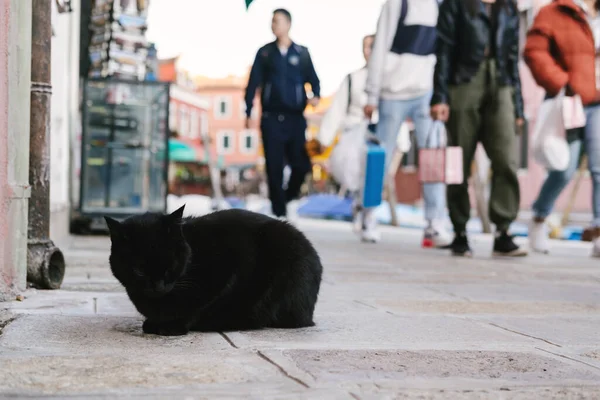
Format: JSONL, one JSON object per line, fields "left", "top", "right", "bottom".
{"left": 168, "top": 204, "right": 185, "bottom": 221}
{"left": 104, "top": 217, "right": 124, "bottom": 240}
{"left": 164, "top": 205, "right": 185, "bottom": 236}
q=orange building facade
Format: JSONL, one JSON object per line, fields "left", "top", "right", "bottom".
{"left": 194, "top": 71, "right": 262, "bottom": 171}
{"left": 159, "top": 58, "right": 262, "bottom": 170}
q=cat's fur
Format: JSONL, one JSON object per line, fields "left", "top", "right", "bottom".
{"left": 105, "top": 205, "right": 323, "bottom": 336}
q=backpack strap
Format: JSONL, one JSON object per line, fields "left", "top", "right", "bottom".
{"left": 347, "top": 73, "right": 352, "bottom": 113}
{"left": 259, "top": 42, "right": 278, "bottom": 77}
{"left": 294, "top": 44, "right": 311, "bottom": 79}
{"left": 399, "top": 0, "right": 408, "bottom": 24}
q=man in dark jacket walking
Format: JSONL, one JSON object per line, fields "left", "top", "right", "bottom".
{"left": 245, "top": 8, "right": 321, "bottom": 220}
{"left": 430, "top": 0, "right": 527, "bottom": 257}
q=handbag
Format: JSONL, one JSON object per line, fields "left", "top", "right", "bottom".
{"left": 418, "top": 121, "right": 464, "bottom": 184}
{"left": 359, "top": 133, "right": 386, "bottom": 208}
{"left": 532, "top": 88, "right": 582, "bottom": 171}
{"left": 328, "top": 121, "right": 368, "bottom": 192}
{"left": 562, "top": 92, "right": 586, "bottom": 130}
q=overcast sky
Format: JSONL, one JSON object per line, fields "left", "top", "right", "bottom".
{"left": 146, "top": 0, "right": 386, "bottom": 95}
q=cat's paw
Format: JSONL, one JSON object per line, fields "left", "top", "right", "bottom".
{"left": 143, "top": 320, "right": 188, "bottom": 336}
{"left": 156, "top": 324, "right": 189, "bottom": 336}
{"left": 142, "top": 319, "right": 160, "bottom": 334}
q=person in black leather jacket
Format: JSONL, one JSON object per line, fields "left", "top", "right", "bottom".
{"left": 430, "top": 0, "right": 527, "bottom": 258}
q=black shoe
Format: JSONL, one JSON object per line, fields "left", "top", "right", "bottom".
{"left": 450, "top": 232, "right": 473, "bottom": 257}
{"left": 493, "top": 231, "right": 528, "bottom": 257}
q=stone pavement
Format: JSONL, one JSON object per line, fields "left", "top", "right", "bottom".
{"left": 1, "top": 219, "right": 600, "bottom": 399}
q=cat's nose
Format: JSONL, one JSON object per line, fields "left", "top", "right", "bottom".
{"left": 154, "top": 281, "right": 165, "bottom": 293}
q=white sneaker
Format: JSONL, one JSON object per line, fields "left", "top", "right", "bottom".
{"left": 423, "top": 221, "right": 453, "bottom": 248}
{"left": 362, "top": 229, "right": 381, "bottom": 243}
{"left": 361, "top": 208, "right": 380, "bottom": 243}
{"left": 529, "top": 220, "right": 550, "bottom": 254}
{"left": 286, "top": 200, "right": 300, "bottom": 225}
{"left": 592, "top": 237, "right": 600, "bottom": 258}
{"left": 352, "top": 211, "right": 363, "bottom": 234}
{"left": 351, "top": 203, "right": 363, "bottom": 234}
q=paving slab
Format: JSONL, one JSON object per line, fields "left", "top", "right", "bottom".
{"left": 315, "top": 283, "right": 459, "bottom": 315}
{"left": 473, "top": 316, "right": 600, "bottom": 348}
{"left": 0, "top": 314, "right": 231, "bottom": 355}
{"left": 425, "top": 283, "right": 600, "bottom": 304}
{"left": 225, "top": 311, "right": 539, "bottom": 351}
{"left": 276, "top": 349, "right": 600, "bottom": 386}
{"left": 352, "top": 386, "right": 600, "bottom": 400}
{"left": 0, "top": 315, "right": 307, "bottom": 397}
{"left": 0, "top": 384, "right": 352, "bottom": 400}
{"left": 371, "top": 299, "right": 600, "bottom": 316}
{"left": 6, "top": 290, "right": 136, "bottom": 317}
{"left": 0, "top": 352, "right": 278, "bottom": 395}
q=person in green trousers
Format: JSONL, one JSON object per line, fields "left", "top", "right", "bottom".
{"left": 430, "top": 0, "right": 527, "bottom": 257}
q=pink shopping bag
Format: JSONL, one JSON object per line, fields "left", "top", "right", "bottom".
{"left": 562, "top": 94, "right": 586, "bottom": 130}
{"left": 418, "top": 122, "right": 464, "bottom": 185}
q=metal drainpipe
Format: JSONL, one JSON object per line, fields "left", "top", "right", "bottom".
{"left": 27, "top": 0, "right": 65, "bottom": 289}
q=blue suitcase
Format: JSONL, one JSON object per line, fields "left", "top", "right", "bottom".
{"left": 360, "top": 133, "right": 386, "bottom": 209}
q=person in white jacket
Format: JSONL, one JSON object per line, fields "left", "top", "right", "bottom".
{"left": 363, "top": 0, "right": 451, "bottom": 248}
{"left": 318, "top": 34, "right": 411, "bottom": 242}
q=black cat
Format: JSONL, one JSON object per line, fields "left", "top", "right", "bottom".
{"left": 105, "top": 205, "right": 323, "bottom": 336}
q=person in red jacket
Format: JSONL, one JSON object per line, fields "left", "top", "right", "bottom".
{"left": 524, "top": 0, "right": 600, "bottom": 257}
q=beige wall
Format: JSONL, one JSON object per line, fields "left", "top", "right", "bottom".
{"left": 0, "top": 0, "right": 32, "bottom": 299}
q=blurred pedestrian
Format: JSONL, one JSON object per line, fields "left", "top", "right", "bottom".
{"left": 525, "top": 0, "right": 600, "bottom": 257}
{"left": 244, "top": 8, "right": 321, "bottom": 221}
{"left": 318, "top": 35, "right": 377, "bottom": 154}
{"left": 364, "top": 0, "right": 450, "bottom": 245}
{"left": 317, "top": 35, "right": 411, "bottom": 242}
{"left": 431, "top": 0, "right": 527, "bottom": 257}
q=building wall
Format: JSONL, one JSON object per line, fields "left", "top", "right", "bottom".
{"left": 159, "top": 61, "right": 217, "bottom": 169}
{"left": 195, "top": 70, "right": 263, "bottom": 169}
{"left": 169, "top": 85, "right": 210, "bottom": 140}
{"left": 158, "top": 57, "right": 177, "bottom": 82}
{"left": 168, "top": 85, "right": 217, "bottom": 173}
{"left": 50, "top": 0, "right": 80, "bottom": 243}
{"left": 0, "top": 0, "right": 32, "bottom": 298}
{"left": 159, "top": 60, "right": 262, "bottom": 169}
{"left": 196, "top": 85, "right": 261, "bottom": 168}
{"left": 0, "top": 0, "right": 13, "bottom": 298}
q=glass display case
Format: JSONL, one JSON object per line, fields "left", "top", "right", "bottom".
{"left": 71, "top": 79, "right": 170, "bottom": 233}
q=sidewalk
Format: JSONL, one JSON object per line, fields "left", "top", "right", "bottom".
{"left": 1, "top": 219, "right": 600, "bottom": 399}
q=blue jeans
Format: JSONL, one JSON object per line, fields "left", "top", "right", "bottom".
{"left": 376, "top": 92, "right": 447, "bottom": 222}
{"left": 532, "top": 103, "right": 600, "bottom": 226}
